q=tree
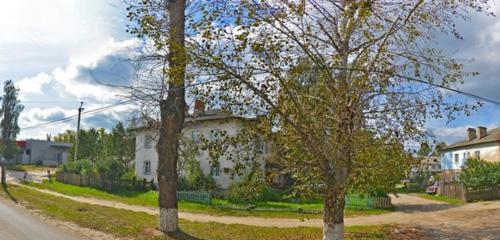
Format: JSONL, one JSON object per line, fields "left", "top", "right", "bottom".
{"left": 127, "top": 0, "right": 188, "bottom": 234}
{"left": 418, "top": 142, "right": 432, "bottom": 156}
{"left": 189, "top": 1, "right": 492, "bottom": 239}
{"left": 0, "top": 80, "right": 24, "bottom": 184}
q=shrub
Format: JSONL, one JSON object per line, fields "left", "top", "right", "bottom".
{"left": 59, "top": 159, "right": 94, "bottom": 176}
{"left": 460, "top": 158, "right": 500, "bottom": 188}
{"left": 96, "top": 157, "right": 126, "bottom": 180}
{"left": 228, "top": 171, "right": 267, "bottom": 204}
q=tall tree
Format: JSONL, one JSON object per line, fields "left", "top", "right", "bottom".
{"left": 0, "top": 80, "right": 24, "bottom": 184}
{"left": 189, "top": 1, "right": 492, "bottom": 239}
{"left": 127, "top": 0, "right": 188, "bottom": 234}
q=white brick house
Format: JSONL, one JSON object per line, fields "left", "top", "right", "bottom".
{"left": 134, "top": 103, "right": 267, "bottom": 189}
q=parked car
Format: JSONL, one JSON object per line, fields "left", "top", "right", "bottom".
{"left": 426, "top": 182, "right": 438, "bottom": 195}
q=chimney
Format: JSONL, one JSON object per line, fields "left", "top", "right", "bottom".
{"left": 477, "top": 126, "right": 487, "bottom": 139}
{"left": 194, "top": 99, "right": 205, "bottom": 116}
{"left": 467, "top": 128, "right": 476, "bottom": 141}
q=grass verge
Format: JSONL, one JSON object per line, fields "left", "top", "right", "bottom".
{"left": 1, "top": 184, "right": 399, "bottom": 240}
{"left": 26, "top": 180, "right": 392, "bottom": 219}
{"left": 416, "top": 194, "right": 465, "bottom": 205}
{"left": 6, "top": 164, "right": 55, "bottom": 172}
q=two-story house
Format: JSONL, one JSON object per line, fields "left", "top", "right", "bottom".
{"left": 441, "top": 126, "right": 500, "bottom": 181}
{"left": 133, "top": 100, "right": 268, "bottom": 189}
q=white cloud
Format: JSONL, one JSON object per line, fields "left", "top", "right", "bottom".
{"left": 16, "top": 73, "right": 53, "bottom": 96}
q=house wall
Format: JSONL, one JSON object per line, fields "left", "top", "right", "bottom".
{"left": 18, "top": 140, "right": 71, "bottom": 166}
{"left": 134, "top": 119, "right": 266, "bottom": 189}
{"left": 441, "top": 142, "right": 500, "bottom": 181}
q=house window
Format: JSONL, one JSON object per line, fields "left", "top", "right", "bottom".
{"left": 210, "top": 129, "right": 221, "bottom": 141}
{"left": 474, "top": 151, "right": 480, "bottom": 159}
{"left": 144, "top": 161, "right": 151, "bottom": 175}
{"left": 463, "top": 153, "right": 466, "bottom": 161}
{"left": 454, "top": 154, "right": 459, "bottom": 164}
{"left": 26, "top": 149, "right": 31, "bottom": 155}
{"left": 210, "top": 164, "right": 220, "bottom": 177}
{"left": 254, "top": 139, "right": 266, "bottom": 155}
{"left": 192, "top": 131, "right": 201, "bottom": 143}
{"left": 144, "top": 135, "right": 153, "bottom": 149}
{"left": 467, "top": 152, "right": 470, "bottom": 158}
{"left": 56, "top": 152, "right": 63, "bottom": 163}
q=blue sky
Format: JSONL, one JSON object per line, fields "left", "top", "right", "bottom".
{"left": 0, "top": 0, "right": 499, "bottom": 145}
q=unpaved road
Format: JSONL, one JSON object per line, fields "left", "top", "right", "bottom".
{"left": 6, "top": 170, "right": 500, "bottom": 239}
{"left": 0, "top": 197, "right": 91, "bottom": 240}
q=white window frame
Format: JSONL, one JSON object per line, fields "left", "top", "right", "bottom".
{"left": 144, "top": 161, "right": 152, "bottom": 175}
{"left": 210, "top": 164, "right": 220, "bottom": 178}
{"left": 192, "top": 131, "right": 201, "bottom": 143}
{"left": 144, "top": 135, "right": 153, "bottom": 149}
{"left": 474, "top": 151, "right": 480, "bottom": 159}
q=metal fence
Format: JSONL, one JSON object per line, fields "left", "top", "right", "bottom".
{"left": 177, "top": 190, "right": 212, "bottom": 204}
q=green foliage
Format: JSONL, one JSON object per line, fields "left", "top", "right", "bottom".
{"left": 228, "top": 170, "right": 267, "bottom": 204}
{"left": 178, "top": 137, "right": 217, "bottom": 191}
{"left": 0, "top": 80, "right": 23, "bottom": 160}
{"left": 60, "top": 159, "right": 94, "bottom": 176}
{"left": 96, "top": 157, "right": 127, "bottom": 180}
{"left": 349, "top": 134, "right": 414, "bottom": 197}
{"left": 460, "top": 158, "right": 500, "bottom": 188}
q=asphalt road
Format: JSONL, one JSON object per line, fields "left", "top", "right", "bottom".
{"left": 0, "top": 197, "right": 89, "bottom": 240}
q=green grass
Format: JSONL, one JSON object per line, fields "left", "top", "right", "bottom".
{"left": 0, "top": 184, "right": 399, "bottom": 240}
{"left": 26, "top": 180, "right": 392, "bottom": 219}
{"left": 416, "top": 194, "right": 465, "bottom": 205}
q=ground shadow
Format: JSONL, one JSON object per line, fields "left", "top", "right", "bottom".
{"left": 1, "top": 183, "right": 18, "bottom": 203}
{"left": 395, "top": 203, "right": 457, "bottom": 213}
{"left": 163, "top": 231, "right": 204, "bottom": 240}
{"left": 418, "top": 224, "right": 500, "bottom": 240}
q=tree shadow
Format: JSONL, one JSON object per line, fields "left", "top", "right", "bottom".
{"left": 163, "top": 230, "right": 204, "bottom": 240}
{"left": 395, "top": 203, "right": 457, "bottom": 213}
{"left": 1, "top": 183, "right": 18, "bottom": 203}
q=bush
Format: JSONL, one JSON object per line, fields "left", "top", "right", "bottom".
{"left": 228, "top": 171, "right": 267, "bottom": 204}
{"left": 460, "top": 158, "right": 500, "bottom": 188}
{"left": 96, "top": 158, "right": 126, "bottom": 180}
{"left": 59, "top": 159, "right": 94, "bottom": 176}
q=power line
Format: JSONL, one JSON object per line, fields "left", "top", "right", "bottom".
{"left": 21, "top": 101, "right": 132, "bottom": 130}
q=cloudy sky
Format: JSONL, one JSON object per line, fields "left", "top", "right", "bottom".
{"left": 0, "top": 1, "right": 499, "bottom": 145}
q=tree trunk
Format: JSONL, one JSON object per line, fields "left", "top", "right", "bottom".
{"left": 323, "top": 186, "right": 346, "bottom": 240}
{"left": 157, "top": 0, "right": 186, "bottom": 234}
{"left": 1, "top": 162, "right": 5, "bottom": 185}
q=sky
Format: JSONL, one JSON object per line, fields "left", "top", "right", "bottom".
{"left": 0, "top": 0, "right": 499, "bottom": 145}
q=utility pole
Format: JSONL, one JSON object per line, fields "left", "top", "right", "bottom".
{"left": 74, "top": 101, "right": 84, "bottom": 161}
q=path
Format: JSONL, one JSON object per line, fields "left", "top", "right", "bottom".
{"left": 0, "top": 196, "right": 91, "bottom": 240}
{"left": 6, "top": 170, "right": 500, "bottom": 239}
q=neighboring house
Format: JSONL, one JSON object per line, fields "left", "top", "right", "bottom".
{"left": 409, "top": 155, "right": 441, "bottom": 180}
{"left": 15, "top": 140, "right": 72, "bottom": 166}
{"left": 134, "top": 100, "right": 268, "bottom": 189}
{"left": 441, "top": 126, "right": 500, "bottom": 181}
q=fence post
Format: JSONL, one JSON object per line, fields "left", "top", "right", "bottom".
{"left": 150, "top": 178, "right": 154, "bottom": 190}
{"left": 143, "top": 178, "right": 147, "bottom": 191}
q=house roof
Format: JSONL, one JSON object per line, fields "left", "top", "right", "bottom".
{"left": 443, "top": 127, "right": 500, "bottom": 150}
{"left": 132, "top": 109, "right": 256, "bottom": 132}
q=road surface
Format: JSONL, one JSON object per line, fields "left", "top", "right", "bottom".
{"left": 0, "top": 197, "right": 90, "bottom": 240}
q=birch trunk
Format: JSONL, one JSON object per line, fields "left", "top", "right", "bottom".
{"left": 157, "top": 0, "right": 186, "bottom": 234}
{"left": 323, "top": 187, "right": 346, "bottom": 240}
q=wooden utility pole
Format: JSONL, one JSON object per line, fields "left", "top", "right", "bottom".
{"left": 74, "top": 102, "right": 84, "bottom": 161}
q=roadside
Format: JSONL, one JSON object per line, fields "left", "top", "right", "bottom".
{"left": 0, "top": 191, "right": 100, "bottom": 240}
{"left": 0, "top": 184, "right": 415, "bottom": 240}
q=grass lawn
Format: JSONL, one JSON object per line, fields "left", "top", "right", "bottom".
{"left": 416, "top": 193, "right": 465, "bottom": 205}
{"left": 26, "top": 180, "right": 392, "bottom": 219}
{"left": 0, "top": 184, "right": 399, "bottom": 240}
{"left": 5, "top": 164, "right": 55, "bottom": 172}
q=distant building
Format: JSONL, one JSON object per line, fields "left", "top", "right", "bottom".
{"left": 409, "top": 155, "right": 441, "bottom": 180}
{"left": 441, "top": 126, "right": 500, "bottom": 181}
{"left": 15, "top": 140, "right": 72, "bottom": 166}
{"left": 133, "top": 100, "right": 268, "bottom": 189}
